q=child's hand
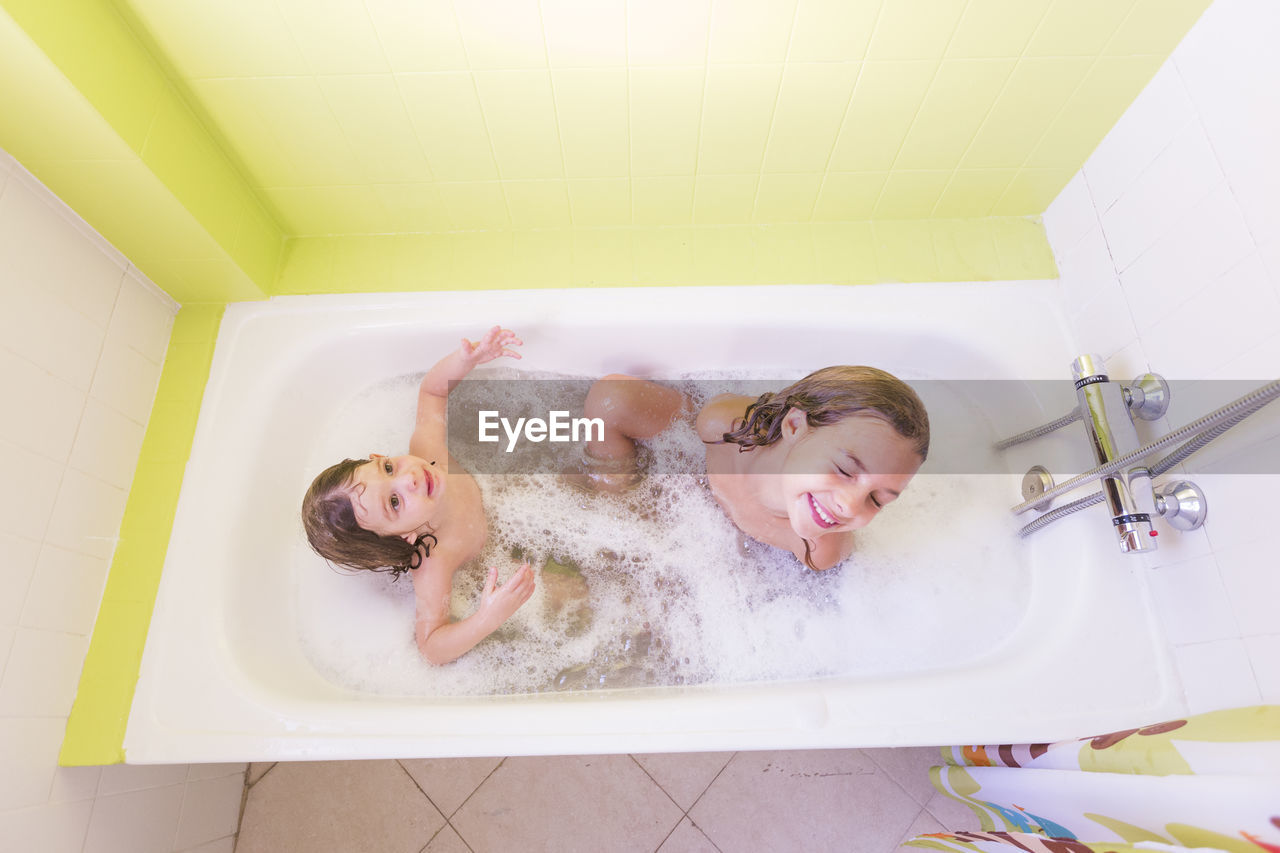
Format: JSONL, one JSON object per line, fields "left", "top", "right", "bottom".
{"left": 460, "top": 326, "right": 523, "bottom": 367}
{"left": 477, "top": 561, "right": 535, "bottom": 626}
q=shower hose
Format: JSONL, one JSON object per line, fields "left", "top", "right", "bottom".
{"left": 1011, "top": 378, "right": 1280, "bottom": 538}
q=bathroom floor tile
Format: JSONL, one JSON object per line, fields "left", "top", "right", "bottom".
{"left": 246, "top": 762, "right": 274, "bottom": 785}
{"left": 863, "top": 745, "right": 945, "bottom": 806}
{"left": 423, "top": 824, "right": 473, "bottom": 853}
{"left": 897, "top": 807, "right": 948, "bottom": 851}
{"left": 657, "top": 816, "right": 720, "bottom": 852}
{"left": 236, "top": 760, "right": 444, "bottom": 853}
{"left": 924, "top": 787, "right": 984, "bottom": 833}
{"left": 687, "top": 749, "right": 921, "bottom": 853}
{"left": 450, "top": 754, "right": 683, "bottom": 853}
{"left": 398, "top": 755, "right": 503, "bottom": 817}
{"left": 631, "top": 750, "right": 734, "bottom": 810}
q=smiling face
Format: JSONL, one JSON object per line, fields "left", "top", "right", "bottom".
{"left": 772, "top": 410, "right": 922, "bottom": 541}
{"left": 345, "top": 454, "right": 442, "bottom": 543}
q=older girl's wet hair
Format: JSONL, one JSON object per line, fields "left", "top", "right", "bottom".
{"left": 301, "top": 457, "right": 436, "bottom": 579}
{"left": 721, "top": 365, "right": 930, "bottom": 460}
{"left": 720, "top": 365, "right": 930, "bottom": 571}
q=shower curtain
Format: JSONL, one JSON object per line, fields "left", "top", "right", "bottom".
{"left": 907, "top": 705, "right": 1280, "bottom": 853}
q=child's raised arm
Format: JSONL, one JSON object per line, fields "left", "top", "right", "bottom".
{"left": 413, "top": 557, "right": 535, "bottom": 665}
{"left": 411, "top": 326, "right": 523, "bottom": 455}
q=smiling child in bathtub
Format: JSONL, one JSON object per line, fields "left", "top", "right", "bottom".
{"left": 302, "top": 326, "right": 534, "bottom": 665}
{"left": 576, "top": 367, "right": 930, "bottom": 571}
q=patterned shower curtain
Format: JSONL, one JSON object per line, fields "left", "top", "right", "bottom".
{"left": 906, "top": 705, "right": 1280, "bottom": 853}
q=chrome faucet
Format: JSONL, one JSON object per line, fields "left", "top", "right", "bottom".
{"left": 1070, "top": 354, "right": 1158, "bottom": 553}
{"left": 1001, "top": 359, "right": 1280, "bottom": 550}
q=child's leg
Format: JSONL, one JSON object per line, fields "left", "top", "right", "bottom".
{"left": 583, "top": 374, "right": 689, "bottom": 464}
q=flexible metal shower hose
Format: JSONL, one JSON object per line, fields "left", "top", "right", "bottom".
{"left": 1014, "top": 378, "right": 1280, "bottom": 537}
{"left": 993, "top": 407, "right": 1081, "bottom": 450}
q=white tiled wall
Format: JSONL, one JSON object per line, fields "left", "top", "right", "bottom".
{"left": 0, "top": 152, "right": 245, "bottom": 852}
{"left": 1042, "top": 0, "right": 1279, "bottom": 713}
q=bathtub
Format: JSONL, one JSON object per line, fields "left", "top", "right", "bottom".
{"left": 124, "top": 284, "right": 1186, "bottom": 762}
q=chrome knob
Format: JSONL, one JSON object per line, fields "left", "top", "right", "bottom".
{"left": 1155, "top": 480, "right": 1207, "bottom": 531}
{"left": 1021, "top": 466, "right": 1054, "bottom": 512}
{"left": 1124, "top": 373, "right": 1170, "bottom": 420}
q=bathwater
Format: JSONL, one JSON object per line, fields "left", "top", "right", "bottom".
{"left": 296, "top": 367, "right": 1030, "bottom": 696}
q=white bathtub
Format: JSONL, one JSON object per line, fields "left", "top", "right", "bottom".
{"left": 125, "top": 284, "right": 1186, "bottom": 762}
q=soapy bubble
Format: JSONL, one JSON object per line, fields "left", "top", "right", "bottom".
{"left": 295, "top": 367, "right": 1030, "bottom": 696}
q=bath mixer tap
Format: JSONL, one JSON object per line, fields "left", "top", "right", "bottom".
{"left": 1003, "top": 364, "right": 1279, "bottom": 545}
{"left": 1071, "top": 354, "right": 1159, "bottom": 553}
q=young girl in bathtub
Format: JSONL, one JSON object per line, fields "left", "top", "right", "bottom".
{"left": 576, "top": 367, "right": 930, "bottom": 571}
{"left": 301, "top": 326, "right": 535, "bottom": 665}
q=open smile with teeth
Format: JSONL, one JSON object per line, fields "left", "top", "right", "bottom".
{"left": 807, "top": 493, "right": 840, "bottom": 529}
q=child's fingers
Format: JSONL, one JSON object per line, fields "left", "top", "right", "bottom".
{"left": 484, "top": 565, "right": 498, "bottom": 592}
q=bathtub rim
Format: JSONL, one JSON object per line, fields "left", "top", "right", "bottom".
{"left": 123, "top": 282, "right": 1186, "bottom": 763}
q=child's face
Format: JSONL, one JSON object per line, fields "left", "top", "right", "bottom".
{"left": 345, "top": 454, "right": 441, "bottom": 543}
{"left": 774, "top": 411, "right": 921, "bottom": 540}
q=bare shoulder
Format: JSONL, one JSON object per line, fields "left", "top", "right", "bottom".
{"left": 408, "top": 545, "right": 458, "bottom": 623}
{"left": 696, "top": 393, "right": 752, "bottom": 443}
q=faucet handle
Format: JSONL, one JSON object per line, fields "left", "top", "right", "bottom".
{"left": 1155, "top": 480, "right": 1208, "bottom": 531}
{"left": 1124, "top": 373, "right": 1170, "bottom": 420}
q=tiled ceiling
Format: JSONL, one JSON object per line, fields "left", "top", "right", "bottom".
{"left": 114, "top": 0, "right": 1208, "bottom": 236}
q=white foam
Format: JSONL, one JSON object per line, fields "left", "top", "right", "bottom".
{"left": 295, "top": 368, "right": 1032, "bottom": 696}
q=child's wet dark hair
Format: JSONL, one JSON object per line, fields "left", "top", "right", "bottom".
{"left": 721, "top": 365, "right": 930, "bottom": 460}
{"left": 301, "top": 457, "right": 436, "bottom": 578}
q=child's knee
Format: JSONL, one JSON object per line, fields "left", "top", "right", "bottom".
{"left": 585, "top": 374, "right": 639, "bottom": 418}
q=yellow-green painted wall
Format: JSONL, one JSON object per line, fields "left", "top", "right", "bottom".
{"left": 1, "top": 0, "right": 1214, "bottom": 300}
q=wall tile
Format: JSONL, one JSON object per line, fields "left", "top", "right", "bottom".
{"left": 49, "top": 764, "right": 102, "bottom": 803}
{"left": 0, "top": 532, "right": 41, "bottom": 626}
{"left": 43, "top": 468, "right": 128, "bottom": 562}
{"left": 0, "top": 799, "right": 93, "bottom": 853}
{"left": 1197, "top": 474, "right": 1274, "bottom": 550}
{"left": 1046, "top": 0, "right": 1277, "bottom": 714}
{"left": 1216, "top": 537, "right": 1280, "bottom": 638}
{"left": 1245, "top": 634, "right": 1280, "bottom": 702}
{"left": 0, "top": 441, "right": 63, "bottom": 540}
{"left": 0, "top": 153, "right": 191, "bottom": 851}
{"left": 1173, "top": 0, "right": 1280, "bottom": 244}
{"left": 1147, "top": 555, "right": 1240, "bottom": 645}
{"left": 20, "top": 544, "right": 110, "bottom": 635}
{"left": 0, "top": 346, "right": 86, "bottom": 462}
{"left": 89, "top": 337, "right": 165, "bottom": 424}
{"left": 1096, "top": 122, "right": 1224, "bottom": 272}
{"left": 1066, "top": 280, "right": 1139, "bottom": 361}
{"left": 99, "top": 763, "right": 191, "bottom": 796}
{"left": 0, "top": 626, "right": 14, "bottom": 674}
{"left": 1041, "top": 172, "right": 1099, "bottom": 260}
{"left": 83, "top": 783, "right": 186, "bottom": 853}
{"left": 627, "top": 0, "right": 711, "bottom": 66}
{"left": 1173, "top": 639, "right": 1262, "bottom": 714}
{"left": 1057, "top": 225, "right": 1118, "bottom": 308}
{"left": 186, "top": 763, "right": 247, "bottom": 782}
{"left": 108, "top": 271, "right": 178, "bottom": 364}
{"left": 1082, "top": 61, "right": 1196, "bottom": 213}
{"left": 178, "top": 836, "right": 236, "bottom": 853}
{"left": 0, "top": 629, "right": 90, "bottom": 717}
{"left": 173, "top": 773, "right": 245, "bottom": 850}
{"left": 1119, "top": 181, "right": 1255, "bottom": 334}
{"left": 0, "top": 176, "right": 124, "bottom": 327}
{"left": 0, "top": 281, "right": 108, "bottom": 391}
{"left": 0, "top": 717, "right": 67, "bottom": 808}
{"left": 1140, "top": 253, "right": 1278, "bottom": 377}
{"left": 763, "top": 62, "right": 860, "bottom": 173}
